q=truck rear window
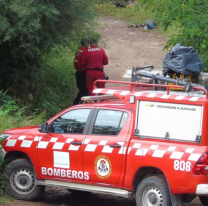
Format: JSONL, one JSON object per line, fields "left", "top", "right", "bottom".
{"left": 93, "top": 110, "right": 128, "bottom": 136}
{"left": 135, "top": 101, "right": 203, "bottom": 142}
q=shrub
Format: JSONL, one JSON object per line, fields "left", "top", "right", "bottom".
{"left": 0, "top": 0, "right": 96, "bottom": 115}
{"left": 138, "top": 0, "right": 208, "bottom": 71}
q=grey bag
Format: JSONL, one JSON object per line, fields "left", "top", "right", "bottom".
{"left": 163, "top": 43, "right": 203, "bottom": 75}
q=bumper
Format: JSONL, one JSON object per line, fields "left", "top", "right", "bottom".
{"left": 0, "top": 146, "right": 6, "bottom": 159}
{"left": 196, "top": 184, "right": 208, "bottom": 195}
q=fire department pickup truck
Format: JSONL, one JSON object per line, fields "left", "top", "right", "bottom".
{"left": 1, "top": 79, "right": 208, "bottom": 206}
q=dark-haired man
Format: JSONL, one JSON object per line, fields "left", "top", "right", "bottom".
{"left": 73, "top": 39, "right": 89, "bottom": 105}
{"left": 81, "top": 39, "right": 108, "bottom": 96}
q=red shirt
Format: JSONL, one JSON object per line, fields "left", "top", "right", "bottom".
{"left": 73, "top": 47, "right": 86, "bottom": 72}
{"left": 81, "top": 46, "right": 108, "bottom": 70}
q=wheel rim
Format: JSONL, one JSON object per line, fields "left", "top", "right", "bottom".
{"left": 142, "top": 186, "right": 164, "bottom": 206}
{"left": 10, "top": 168, "right": 36, "bottom": 194}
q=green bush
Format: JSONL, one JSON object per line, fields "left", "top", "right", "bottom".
{"left": 39, "top": 45, "right": 77, "bottom": 117}
{"left": 139, "top": 0, "right": 208, "bottom": 71}
{"left": 0, "top": 0, "right": 97, "bottom": 116}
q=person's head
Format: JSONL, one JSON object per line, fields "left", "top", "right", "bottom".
{"left": 81, "top": 38, "right": 89, "bottom": 49}
{"left": 90, "top": 39, "right": 98, "bottom": 47}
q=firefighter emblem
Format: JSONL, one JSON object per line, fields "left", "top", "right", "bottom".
{"left": 94, "top": 155, "right": 112, "bottom": 180}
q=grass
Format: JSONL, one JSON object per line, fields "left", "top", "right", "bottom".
{"left": 95, "top": 2, "right": 154, "bottom": 25}
{"left": 0, "top": 109, "right": 45, "bottom": 134}
{"left": 95, "top": 2, "right": 179, "bottom": 38}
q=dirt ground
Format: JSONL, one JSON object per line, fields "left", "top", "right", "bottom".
{"left": 98, "top": 16, "right": 167, "bottom": 81}
{"left": 2, "top": 16, "right": 203, "bottom": 206}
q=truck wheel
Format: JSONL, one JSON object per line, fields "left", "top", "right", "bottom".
{"left": 4, "top": 158, "right": 44, "bottom": 200}
{"left": 136, "top": 176, "right": 171, "bottom": 206}
{"left": 199, "top": 196, "right": 208, "bottom": 206}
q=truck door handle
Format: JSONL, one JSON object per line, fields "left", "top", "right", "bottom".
{"left": 109, "top": 144, "right": 121, "bottom": 148}
{"left": 71, "top": 141, "right": 82, "bottom": 145}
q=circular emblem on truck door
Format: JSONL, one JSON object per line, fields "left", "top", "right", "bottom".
{"left": 94, "top": 155, "right": 112, "bottom": 180}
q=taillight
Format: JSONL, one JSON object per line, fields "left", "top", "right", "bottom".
{"left": 192, "top": 152, "right": 208, "bottom": 175}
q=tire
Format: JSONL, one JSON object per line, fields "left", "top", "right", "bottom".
{"left": 4, "top": 158, "right": 44, "bottom": 200}
{"left": 199, "top": 196, "right": 208, "bottom": 206}
{"left": 136, "top": 175, "right": 171, "bottom": 206}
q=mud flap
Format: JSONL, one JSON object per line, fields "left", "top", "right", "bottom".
{"left": 168, "top": 187, "right": 183, "bottom": 206}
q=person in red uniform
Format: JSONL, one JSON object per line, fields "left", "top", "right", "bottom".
{"left": 73, "top": 39, "right": 89, "bottom": 105}
{"left": 81, "top": 39, "right": 108, "bottom": 96}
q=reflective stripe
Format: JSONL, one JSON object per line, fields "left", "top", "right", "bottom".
{"left": 4, "top": 135, "right": 203, "bottom": 161}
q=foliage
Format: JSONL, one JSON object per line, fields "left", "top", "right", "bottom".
{"left": 0, "top": 140, "right": 3, "bottom": 167}
{"left": 0, "top": 93, "right": 19, "bottom": 116}
{"left": 39, "top": 45, "right": 77, "bottom": 116}
{"left": 95, "top": 2, "right": 154, "bottom": 25}
{"left": 0, "top": 92, "right": 45, "bottom": 170}
{"left": 0, "top": 93, "right": 45, "bottom": 134}
{"left": 0, "top": 161, "right": 11, "bottom": 204}
{"left": 0, "top": 0, "right": 96, "bottom": 115}
{"left": 138, "top": 0, "right": 208, "bottom": 71}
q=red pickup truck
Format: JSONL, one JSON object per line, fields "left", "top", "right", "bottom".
{"left": 1, "top": 80, "right": 208, "bottom": 206}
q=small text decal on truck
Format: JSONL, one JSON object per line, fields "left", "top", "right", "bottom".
{"left": 41, "top": 167, "right": 89, "bottom": 180}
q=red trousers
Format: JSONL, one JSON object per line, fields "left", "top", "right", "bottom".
{"left": 86, "top": 70, "right": 105, "bottom": 96}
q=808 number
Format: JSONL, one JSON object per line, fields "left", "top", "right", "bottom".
{"left": 174, "top": 160, "right": 191, "bottom": 172}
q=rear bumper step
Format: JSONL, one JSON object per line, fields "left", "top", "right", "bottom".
{"left": 36, "top": 180, "right": 132, "bottom": 198}
{"left": 196, "top": 184, "right": 208, "bottom": 195}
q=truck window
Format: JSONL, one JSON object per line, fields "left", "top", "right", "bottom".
{"left": 51, "top": 109, "right": 91, "bottom": 134}
{"left": 136, "top": 101, "right": 203, "bottom": 142}
{"left": 92, "top": 110, "right": 128, "bottom": 135}
{"left": 119, "top": 112, "right": 128, "bottom": 132}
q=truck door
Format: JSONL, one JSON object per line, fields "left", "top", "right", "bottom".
{"left": 37, "top": 108, "right": 93, "bottom": 181}
{"left": 83, "top": 109, "right": 129, "bottom": 185}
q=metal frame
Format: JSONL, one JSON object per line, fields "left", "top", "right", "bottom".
{"left": 93, "top": 80, "right": 208, "bottom": 99}
{"left": 81, "top": 95, "right": 117, "bottom": 102}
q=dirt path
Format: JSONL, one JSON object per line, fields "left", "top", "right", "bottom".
{"left": 98, "top": 16, "right": 167, "bottom": 81}
{"left": 2, "top": 16, "right": 203, "bottom": 206}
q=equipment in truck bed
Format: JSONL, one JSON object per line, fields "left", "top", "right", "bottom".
{"left": 163, "top": 43, "right": 203, "bottom": 76}
{"left": 122, "top": 65, "right": 208, "bottom": 90}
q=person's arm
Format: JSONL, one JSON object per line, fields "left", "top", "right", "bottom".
{"left": 81, "top": 50, "right": 88, "bottom": 70}
{"left": 73, "top": 51, "right": 79, "bottom": 70}
{"left": 102, "top": 49, "right": 108, "bottom": 65}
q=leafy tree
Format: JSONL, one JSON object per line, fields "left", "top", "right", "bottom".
{"left": 0, "top": 0, "right": 96, "bottom": 115}
{"left": 138, "top": 0, "right": 208, "bottom": 71}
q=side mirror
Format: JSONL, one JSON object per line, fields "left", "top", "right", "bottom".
{"left": 39, "top": 122, "right": 48, "bottom": 133}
